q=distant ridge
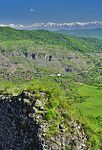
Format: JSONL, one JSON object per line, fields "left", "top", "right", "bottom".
{"left": 57, "top": 28, "right": 102, "bottom": 39}
{"left": 0, "top": 21, "right": 102, "bottom": 30}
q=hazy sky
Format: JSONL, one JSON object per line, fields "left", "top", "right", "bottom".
{"left": 0, "top": 0, "right": 102, "bottom": 24}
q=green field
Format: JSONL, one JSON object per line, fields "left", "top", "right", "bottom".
{"left": 77, "top": 84, "right": 102, "bottom": 117}
{"left": 75, "top": 84, "right": 102, "bottom": 149}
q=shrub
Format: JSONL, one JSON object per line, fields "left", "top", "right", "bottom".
{"left": 45, "top": 108, "right": 56, "bottom": 121}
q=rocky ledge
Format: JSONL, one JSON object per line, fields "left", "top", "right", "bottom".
{"left": 0, "top": 91, "right": 89, "bottom": 150}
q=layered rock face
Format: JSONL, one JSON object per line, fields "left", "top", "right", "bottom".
{"left": 0, "top": 92, "right": 89, "bottom": 150}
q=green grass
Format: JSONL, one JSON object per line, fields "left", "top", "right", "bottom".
{"left": 75, "top": 84, "right": 102, "bottom": 149}
{"left": 77, "top": 84, "right": 102, "bottom": 116}
{"left": 78, "top": 84, "right": 102, "bottom": 97}
{"left": 78, "top": 97, "right": 102, "bottom": 116}
{"left": 77, "top": 85, "right": 102, "bottom": 117}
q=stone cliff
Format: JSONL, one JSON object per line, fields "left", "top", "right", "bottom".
{"left": 0, "top": 91, "right": 89, "bottom": 150}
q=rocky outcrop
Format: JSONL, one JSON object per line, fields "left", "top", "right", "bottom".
{"left": 0, "top": 91, "right": 89, "bottom": 150}
{"left": 38, "top": 119, "right": 88, "bottom": 150}
{"left": 0, "top": 92, "right": 42, "bottom": 150}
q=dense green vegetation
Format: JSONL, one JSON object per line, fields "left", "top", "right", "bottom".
{"left": 0, "top": 27, "right": 102, "bottom": 52}
{"left": 0, "top": 27, "right": 102, "bottom": 149}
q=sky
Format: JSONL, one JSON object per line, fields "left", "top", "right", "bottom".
{"left": 0, "top": 0, "right": 102, "bottom": 24}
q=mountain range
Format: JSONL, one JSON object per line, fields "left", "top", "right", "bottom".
{"left": 0, "top": 21, "right": 102, "bottom": 30}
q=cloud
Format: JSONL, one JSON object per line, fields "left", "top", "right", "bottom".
{"left": 30, "top": 8, "right": 34, "bottom": 12}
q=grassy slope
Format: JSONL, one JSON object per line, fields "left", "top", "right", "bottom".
{"left": 0, "top": 27, "right": 102, "bottom": 52}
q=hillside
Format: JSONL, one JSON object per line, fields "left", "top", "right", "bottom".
{"left": 0, "top": 27, "right": 102, "bottom": 85}
{"left": 0, "top": 27, "right": 102, "bottom": 150}
{"left": 57, "top": 28, "right": 102, "bottom": 39}
{"left": 1, "top": 27, "right": 102, "bottom": 52}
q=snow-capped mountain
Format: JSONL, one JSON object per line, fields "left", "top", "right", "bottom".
{"left": 0, "top": 21, "right": 102, "bottom": 30}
